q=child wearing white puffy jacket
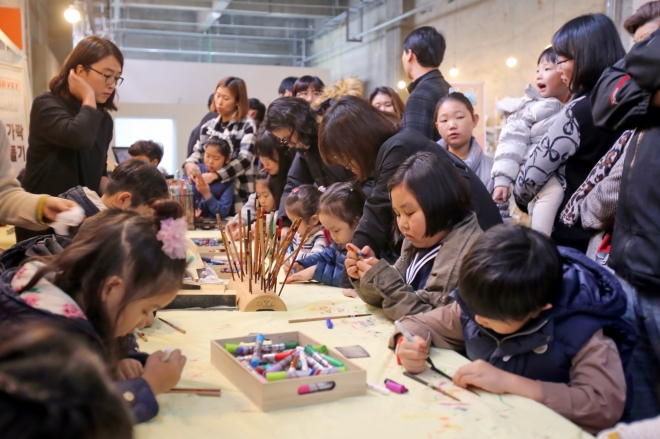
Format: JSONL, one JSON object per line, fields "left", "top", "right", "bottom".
{"left": 492, "top": 47, "right": 571, "bottom": 235}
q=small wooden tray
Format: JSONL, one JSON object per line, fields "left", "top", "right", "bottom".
{"left": 211, "top": 331, "right": 366, "bottom": 411}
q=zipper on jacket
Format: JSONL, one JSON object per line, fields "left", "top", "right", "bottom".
{"left": 480, "top": 318, "right": 550, "bottom": 347}
{"left": 621, "top": 132, "right": 643, "bottom": 260}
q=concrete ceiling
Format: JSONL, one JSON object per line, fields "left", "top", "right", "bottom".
{"left": 76, "top": 0, "right": 378, "bottom": 66}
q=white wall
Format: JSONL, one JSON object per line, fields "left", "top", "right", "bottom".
{"left": 113, "top": 59, "right": 331, "bottom": 168}
{"left": 309, "top": 0, "right": 608, "bottom": 125}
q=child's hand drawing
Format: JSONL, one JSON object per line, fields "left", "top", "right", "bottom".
{"left": 453, "top": 359, "right": 543, "bottom": 401}
{"left": 143, "top": 349, "right": 187, "bottom": 395}
{"left": 398, "top": 335, "right": 429, "bottom": 374}
{"left": 286, "top": 265, "right": 315, "bottom": 283}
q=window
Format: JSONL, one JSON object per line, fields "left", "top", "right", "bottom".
{"left": 114, "top": 118, "right": 175, "bottom": 173}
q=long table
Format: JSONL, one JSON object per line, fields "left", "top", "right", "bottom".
{"left": 136, "top": 270, "right": 593, "bottom": 438}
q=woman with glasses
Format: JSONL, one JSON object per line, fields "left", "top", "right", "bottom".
{"left": 263, "top": 97, "right": 356, "bottom": 231}
{"left": 17, "top": 36, "right": 123, "bottom": 242}
{"left": 513, "top": 14, "right": 626, "bottom": 253}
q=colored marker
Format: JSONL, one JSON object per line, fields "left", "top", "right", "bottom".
{"left": 346, "top": 243, "right": 364, "bottom": 260}
{"left": 235, "top": 350, "right": 295, "bottom": 363}
{"left": 162, "top": 347, "right": 173, "bottom": 362}
{"left": 367, "top": 381, "right": 391, "bottom": 395}
{"left": 322, "top": 354, "right": 344, "bottom": 368}
{"left": 394, "top": 320, "right": 416, "bottom": 343}
{"left": 288, "top": 355, "right": 299, "bottom": 372}
{"left": 326, "top": 318, "right": 333, "bottom": 329}
{"left": 304, "top": 354, "right": 326, "bottom": 371}
{"left": 298, "top": 381, "right": 335, "bottom": 395}
{"left": 267, "top": 353, "right": 295, "bottom": 372}
{"left": 266, "top": 367, "right": 345, "bottom": 382}
{"left": 226, "top": 341, "right": 299, "bottom": 355}
{"left": 298, "top": 351, "right": 309, "bottom": 371}
{"left": 250, "top": 334, "right": 265, "bottom": 367}
{"left": 304, "top": 345, "right": 332, "bottom": 369}
{"left": 239, "top": 360, "right": 267, "bottom": 383}
{"left": 384, "top": 379, "right": 408, "bottom": 394}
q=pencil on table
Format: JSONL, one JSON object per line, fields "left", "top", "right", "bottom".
{"left": 166, "top": 388, "right": 221, "bottom": 397}
{"left": 159, "top": 317, "right": 186, "bottom": 334}
{"left": 135, "top": 329, "right": 148, "bottom": 342}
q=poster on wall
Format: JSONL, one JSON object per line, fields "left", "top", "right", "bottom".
{"left": 0, "top": 62, "right": 29, "bottom": 175}
{"left": 0, "top": 29, "right": 30, "bottom": 176}
{"left": 448, "top": 82, "right": 487, "bottom": 152}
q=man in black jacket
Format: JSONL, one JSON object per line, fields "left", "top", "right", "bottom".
{"left": 591, "top": 28, "right": 660, "bottom": 421}
{"left": 401, "top": 26, "right": 451, "bottom": 141}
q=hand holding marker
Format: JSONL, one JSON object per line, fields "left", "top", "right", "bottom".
{"left": 395, "top": 320, "right": 479, "bottom": 397}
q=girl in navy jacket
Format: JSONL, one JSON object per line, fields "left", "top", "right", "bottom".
{"left": 289, "top": 183, "right": 365, "bottom": 288}
{"left": 0, "top": 201, "right": 188, "bottom": 424}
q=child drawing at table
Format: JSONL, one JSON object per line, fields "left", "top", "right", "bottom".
{"left": 190, "top": 136, "right": 234, "bottom": 220}
{"left": 0, "top": 200, "right": 189, "bottom": 424}
{"left": 394, "top": 225, "right": 635, "bottom": 434}
{"left": 227, "top": 171, "right": 278, "bottom": 240}
{"left": 0, "top": 324, "right": 133, "bottom": 439}
{"left": 284, "top": 184, "right": 329, "bottom": 262}
{"left": 287, "top": 183, "right": 365, "bottom": 294}
{"left": 346, "top": 151, "right": 482, "bottom": 320}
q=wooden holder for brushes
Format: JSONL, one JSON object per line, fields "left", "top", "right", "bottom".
{"left": 229, "top": 280, "right": 287, "bottom": 312}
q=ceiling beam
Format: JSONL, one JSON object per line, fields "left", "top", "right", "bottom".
{"left": 115, "top": 27, "right": 300, "bottom": 42}
{"left": 113, "top": 18, "right": 316, "bottom": 32}
{"left": 121, "top": 2, "right": 334, "bottom": 19}
{"left": 120, "top": 46, "right": 302, "bottom": 59}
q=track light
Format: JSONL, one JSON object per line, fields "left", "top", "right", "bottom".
{"left": 64, "top": 5, "right": 81, "bottom": 24}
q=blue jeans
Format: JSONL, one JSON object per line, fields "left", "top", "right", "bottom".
{"left": 620, "top": 275, "right": 660, "bottom": 421}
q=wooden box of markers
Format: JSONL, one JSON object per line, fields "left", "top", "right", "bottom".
{"left": 211, "top": 331, "right": 366, "bottom": 411}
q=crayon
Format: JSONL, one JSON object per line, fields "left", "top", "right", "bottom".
{"left": 298, "top": 382, "right": 335, "bottom": 395}
{"left": 322, "top": 354, "right": 344, "bottom": 368}
{"left": 304, "top": 345, "right": 332, "bottom": 369}
{"left": 250, "top": 334, "right": 265, "bottom": 367}
{"left": 266, "top": 367, "right": 345, "bottom": 382}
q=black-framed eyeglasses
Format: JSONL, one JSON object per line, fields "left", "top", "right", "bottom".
{"left": 88, "top": 66, "right": 124, "bottom": 86}
{"left": 556, "top": 58, "right": 573, "bottom": 66}
{"left": 276, "top": 130, "right": 294, "bottom": 146}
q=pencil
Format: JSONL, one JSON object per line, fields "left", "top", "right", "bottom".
{"left": 288, "top": 313, "right": 372, "bottom": 323}
{"left": 166, "top": 388, "right": 221, "bottom": 397}
{"left": 403, "top": 372, "right": 461, "bottom": 402}
{"left": 135, "top": 329, "right": 148, "bottom": 342}
{"left": 159, "top": 317, "right": 187, "bottom": 334}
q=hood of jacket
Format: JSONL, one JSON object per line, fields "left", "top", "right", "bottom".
{"left": 0, "top": 234, "right": 71, "bottom": 274}
{"left": 58, "top": 186, "right": 103, "bottom": 218}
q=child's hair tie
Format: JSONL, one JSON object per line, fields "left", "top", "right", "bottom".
{"left": 318, "top": 186, "right": 326, "bottom": 193}
{"left": 292, "top": 187, "right": 300, "bottom": 194}
{"left": 156, "top": 217, "right": 189, "bottom": 259}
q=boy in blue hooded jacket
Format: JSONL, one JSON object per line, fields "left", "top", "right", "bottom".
{"left": 393, "top": 225, "right": 635, "bottom": 434}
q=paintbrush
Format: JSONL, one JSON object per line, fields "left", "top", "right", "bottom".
{"left": 279, "top": 225, "right": 311, "bottom": 296}
{"left": 166, "top": 388, "right": 221, "bottom": 397}
{"left": 403, "top": 372, "right": 461, "bottom": 402}
{"left": 426, "top": 358, "right": 480, "bottom": 397}
{"left": 159, "top": 317, "right": 186, "bottom": 334}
